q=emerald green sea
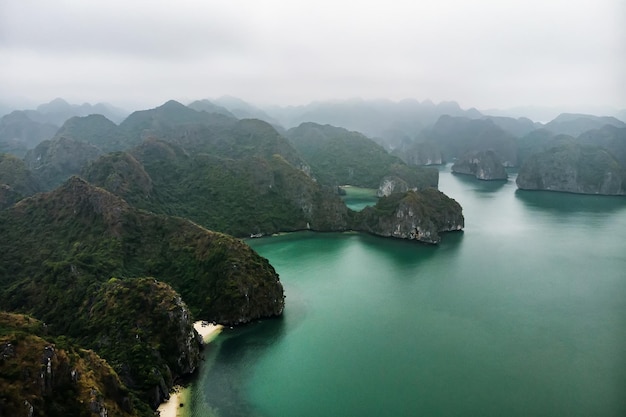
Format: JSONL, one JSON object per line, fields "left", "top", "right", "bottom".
{"left": 189, "top": 166, "right": 626, "bottom": 417}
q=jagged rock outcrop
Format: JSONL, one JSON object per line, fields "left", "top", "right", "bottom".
{"left": 376, "top": 163, "right": 439, "bottom": 197}
{"left": 452, "top": 150, "right": 508, "bottom": 180}
{"left": 516, "top": 144, "right": 626, "bottom": 195}
{"left": 82, "top": 278, "right": 203, "bottom": 409}
{"left": 0, "top": 312, "right": 144, "bottom": 417}
{"left": 377, "top": 176, "right": 413, "bottom": 197}
{"left": 354, "top": 188, "right": 464, "bottom": 244}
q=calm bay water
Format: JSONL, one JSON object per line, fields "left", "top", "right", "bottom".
{"left": 190, "top": 167, "right": 626, "bottom": 417}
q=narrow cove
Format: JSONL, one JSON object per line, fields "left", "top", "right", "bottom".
{"left": 187, "top": 167, "right": 626, "bottom": 417}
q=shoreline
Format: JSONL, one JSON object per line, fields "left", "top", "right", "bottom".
{"left": 156, "top": 321, "right": 223, "bottom": 417}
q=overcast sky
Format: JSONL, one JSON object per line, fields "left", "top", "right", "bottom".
{"left": 1, "top": 0, "right": 624, "bottom": 112}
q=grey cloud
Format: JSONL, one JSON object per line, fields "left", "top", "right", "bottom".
{"left": 0, "top": 0, "right": 624, "bottom": 112}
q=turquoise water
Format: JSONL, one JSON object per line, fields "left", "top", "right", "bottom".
{"left": 340, "top": 186, "right": 379, "bottom": 211}
{"left": 190, "top": 166, "right": 626, "bottom": 417}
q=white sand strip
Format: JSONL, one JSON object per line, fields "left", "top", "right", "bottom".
{"left": 157, "top": 321, "right": 223, "bottom": 416}
{"left": 157, "top": 387, "right": 185, "bottom": 417}
{"left": 194, "top": 321, "right": 224, "bottom": 343}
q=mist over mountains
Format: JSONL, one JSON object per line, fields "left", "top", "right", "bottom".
{"left": 1, "top": 93, "right": 625, "bottom": 414}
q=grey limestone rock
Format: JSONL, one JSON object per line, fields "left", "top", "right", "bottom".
{"left": 452, "top": 150, "right": 508, "bottom": 180}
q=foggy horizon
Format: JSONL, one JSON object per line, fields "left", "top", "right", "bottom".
{"left": 1, "top": 0, "right": 625, "bottom": 115}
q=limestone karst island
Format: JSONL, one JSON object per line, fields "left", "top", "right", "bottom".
{"left": 1, "top": 97, "right": 625, "bottom": 416}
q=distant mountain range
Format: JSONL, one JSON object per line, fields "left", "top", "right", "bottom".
{"left": 1, "top": 95, "right": 624, "bottom": 415}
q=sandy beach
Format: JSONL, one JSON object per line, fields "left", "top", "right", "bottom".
{"left": 157, "top": 321, "right": 224, "bottom": 417}
{"left": 193, "top": 321, "right": 224, "bottom": 343}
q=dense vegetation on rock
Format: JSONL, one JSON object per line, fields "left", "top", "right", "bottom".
{"left": 0, "top": 111, "right": 59, "bottom": 157}
{"left": 516, "top": 143, "right": 626, "bottom": 195}
{"left": 0, "top": 177, "right": 285, "bottom": 410}
{"left": 0, "top": 176, "right": 284, "bottom": 324}
{"left": 286, "top": 122, "right": 438, "bottom": 189}
{"left": 265, "top": 98, "right": 482, "bottom": 148}
{"left": 354, "top": 188, "right": 464, "bottom": 244}
{"left": 118, "top": 100, "right": 235, "bottom": 143}
{"left": 419, "top": 115, "right": 518, "bottom": 166}
{"left": 53, "top": 114, "right": 131, "bottom": 153}
{"left": 0, "top": 153, "right": 42, "bottom": 209}
{"left": 543, "top": 113, "right": 626, "bottom": 137}
{"left": 577, "top": 125, "right": 626, "bottom": 166}
{"left": 23, "top": 137, "right": 103, "bottom": 190}
{"left": 84, "top": 143, "right": 350, "bottom": 236}
{"left": 0, "top": 312, "right": 148, "bottom": 417}
{"left": 395, "top": 140, "right": 443, "bottom": 166}
{"left": 452, "top": 150, "right": 508, "bottom": 180}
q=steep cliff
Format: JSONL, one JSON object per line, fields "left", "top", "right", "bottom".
{"left": 0, "top": 312, "right": 148, "bottom": 417}
{"left": 79, "top": 278, "right": 202, "bottom": 409}
{"left": 0, "top": 176, "right": 285, "bottom": 408}
{"left": 452, "top": 150, "right": 508, "bottom": 180}
{"left": 516, "top": 144, "right": 626, "bottom": 195}
{"left": 0, "top": 176, "right": 285, "bottom": 325}
{"left": 354, "top": 188, "right": 464, "bottom": 244}
{"left": 377, "top": 163, "right": 439, "bottom": 197}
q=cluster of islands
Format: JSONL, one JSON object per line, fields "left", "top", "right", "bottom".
{"left": 0, "top": 96, "right": 624, "bottom": 416}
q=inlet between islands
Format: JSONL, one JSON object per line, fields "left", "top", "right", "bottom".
{"left": 157, "top": 321, "right": 223, "bottom": 417}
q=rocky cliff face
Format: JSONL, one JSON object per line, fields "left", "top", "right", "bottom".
{"left": 516, "top": 144, "right": 626, "bottom": 195}
{"left": 452, "top": 150, "right": 508, "bottom": 180}
{"left": 355, "top": 188, "right": 464, "bottom": 244}
{"left": 377, "top": 176, "right": 413, "bottom": 197}
{"left": 401, "top": 141, "right": 444, "bottom": 166}
{"left": 0, "top": 312, "right": 144, "bottom": 417}
{"left": 0, "top": 176, "right": 286, "bottom": 410}
{"left": 82, "top": 278, "right": 203, "bottom": 409}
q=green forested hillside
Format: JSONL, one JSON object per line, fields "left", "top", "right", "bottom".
{"left": 516, "top": 143, "right": 626, "bottom": 194}
{"left": 53, "top": 114, "right": 131, "bottom": 153}
{"left": 0, "top": 177, "right": 285, "bottom": 410}
{"left": 23, "top": 137, "right": 103, "bottom": 190}
{"left": 0, "top": 153, "right": 42, "bottom": 208}
{"left": 0, "top": 312, "right": 149, "bottom": 417}
{"left": 84, "top": 135, "right": 350, "bottom": 237}
{"left": 286, "top": 122, "right": 438, "bottom": 189}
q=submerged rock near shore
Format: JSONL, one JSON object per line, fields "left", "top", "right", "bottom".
{"left": 354, "top": 188, "right": 464, "bottom": 244}
{"left": 452, "top": 150, "right": 508, "bottom": 180}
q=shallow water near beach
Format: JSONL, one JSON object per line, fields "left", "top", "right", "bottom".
{"left": 189, "top": 166, "right": 626, "bottom": 417}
